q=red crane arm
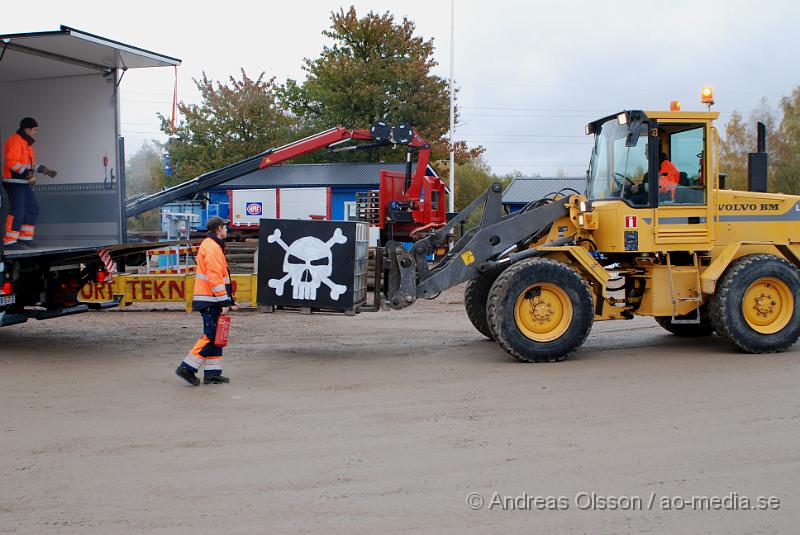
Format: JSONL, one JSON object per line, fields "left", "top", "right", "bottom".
{"left": 257, "top": 126, "right": 432, "bottom": 197}
{"left": 259, "top": 127, "right": 377, "bottom": 169}
{"left": 256, "top": 125, "right": 446, "bottom": 235}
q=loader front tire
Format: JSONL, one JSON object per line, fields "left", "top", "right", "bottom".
{"left": 654, "top": 307, "right": 714, "bottom": 337}
{"left": 709, "top": 254, "right": 800, "bottom": 353}
{"left": 486, "top": 258, "right": 594, "bottom": 362}
{"left": 464, "top": 270, "right": 500, "bottom": 340}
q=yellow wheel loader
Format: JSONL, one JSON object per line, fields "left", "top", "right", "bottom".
{"left": 385, "top": 108, "right": 800, "bottom": 361}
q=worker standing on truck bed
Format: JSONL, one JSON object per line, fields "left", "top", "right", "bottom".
{"left": 175, "top": 216, "right": 237, "bottom": 386}
{"left": 3, "top": 117, "right": 58, "bottom": 247}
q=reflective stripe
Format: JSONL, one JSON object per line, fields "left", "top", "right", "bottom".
{"left": 223, "top": 277, "right": 231, "bottom": 283}
{"left": 20, "top": 225, "right": 34, "bottom": 239}
{"left": 193, "top": 295, "right": 229, "bottom": 302}
{"left": 211, "top": 284, "right": 226, "bottom": 292}
{"left": 204, "top": 356, "right": 224, "bottom": 371}
{"left": 11, "top": 163, "right": 23, "bottom": 171}
{"left": 196, "top": 273, "right": 209, "bottom": 280}
{"left": 183, "top": 353, "right": 204, "bottom": 369}
{"left": 2, "top": 178, "right": 29, "bottom": 184}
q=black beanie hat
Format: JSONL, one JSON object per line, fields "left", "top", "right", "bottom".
{"left": 20, "top": 117, "right": 38, "bottom": 129}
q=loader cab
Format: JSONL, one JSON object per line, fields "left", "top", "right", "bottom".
{"left": 586, "top": 110, "right": 719, "bottom": 249}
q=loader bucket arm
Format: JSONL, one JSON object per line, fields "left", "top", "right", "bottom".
{"left": 385, "top": 183, "right": 573, "bottom": 309}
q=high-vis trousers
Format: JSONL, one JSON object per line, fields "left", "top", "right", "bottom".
{"left": 3, "top": 182, "right": 38, "bottom": 245}
{"left": 179, "top": 306, "right": 224, "bottom": 377}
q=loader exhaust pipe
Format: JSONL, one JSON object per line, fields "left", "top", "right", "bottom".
{"left": 748, "top": 122, "right": 768, "bottom": 193}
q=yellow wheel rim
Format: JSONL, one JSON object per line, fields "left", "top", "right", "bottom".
{"left": 514, "top": 283, "right": 573, "bottom": 342}
{"left": 742, "top": 277, "right": 793, "bottom": 334}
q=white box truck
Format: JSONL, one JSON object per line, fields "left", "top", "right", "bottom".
{"left": 0, "top": 26, "right": 182, "bottom": 325}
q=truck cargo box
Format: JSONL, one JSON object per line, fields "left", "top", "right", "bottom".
{"left": 0, "top": 26, "right": 180, "bottom": 252}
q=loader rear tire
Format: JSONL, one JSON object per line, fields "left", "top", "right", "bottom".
{"left": 709, "top": 254, "right": 800, "bottom": 353}
{"left": 464, "top": 271, "right": 500, "bottom": 340}
{"left": 654, "top": 307, "right": 714, "bottom": 337}
{"left": 486, "top": 258, "right": 593, "bottom": 362}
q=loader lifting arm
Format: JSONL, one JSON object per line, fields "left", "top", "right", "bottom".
{"left": 384, "top": 182, "right": 575, "bottom": 309}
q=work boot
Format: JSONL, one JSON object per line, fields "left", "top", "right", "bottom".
{"left": 175, "top": 365, "right": 200, "bottom": 386}
{"left": 204, "top": 375, "right": 230, "bottom": 384}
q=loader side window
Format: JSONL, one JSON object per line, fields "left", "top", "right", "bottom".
{"left": 664, "top": 125, "right": 706, "bottom": 205}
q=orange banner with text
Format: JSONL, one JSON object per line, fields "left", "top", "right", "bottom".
{"left": 78, "top": 274, "right": 258, "bottom": 310}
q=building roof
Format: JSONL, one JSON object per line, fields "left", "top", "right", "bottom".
{"left": 502, "top": 176, "right": 586, "bottom": 204}
{"left": 216, "top": 162, "right": 433, "bottom": 190}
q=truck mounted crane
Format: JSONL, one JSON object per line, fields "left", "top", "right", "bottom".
{"left": 126, "top": 123, "right": 448, "bottom": 241}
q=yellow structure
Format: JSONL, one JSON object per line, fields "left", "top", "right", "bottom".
{"left": 465, "top": 107, "right": 800, "bottom": 360}
{"left": 79, "top": 273, "right": 259, "bottom": 311}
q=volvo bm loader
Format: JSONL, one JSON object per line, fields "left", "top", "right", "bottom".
{"left": 384, "top": 108, "right": 800, "bottom": 362}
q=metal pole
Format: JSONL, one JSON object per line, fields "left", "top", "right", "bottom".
{"left": 448, "top": 0, "right": 455, "bottom": 214}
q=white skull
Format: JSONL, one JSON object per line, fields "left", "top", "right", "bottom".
{"left": 267, "top": 228, "right": 348, "bottom": 300}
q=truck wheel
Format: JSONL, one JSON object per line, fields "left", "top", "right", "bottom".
{"left": 464, "top": 271, "right": 500, "bottom": 340}
{"left": 709, "top": 254, "right": 800, "bottom": 353}
{"left": 654, "top": 307, "right": 714, "bottom": 336}
{"left": 486, "top": 258, "right": 594, "bottom": 362}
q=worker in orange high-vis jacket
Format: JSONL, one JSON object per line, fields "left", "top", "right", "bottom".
{"left": 175, "top": 216, "right": 238, "bottom": 386}
{"left": 3, "top": 117, "right": 58, "bottom": 247}
{"left": 657, "top": 152, "right": 680, "bottom": 202}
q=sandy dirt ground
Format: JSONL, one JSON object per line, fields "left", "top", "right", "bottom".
{"left": 1, "top": 286, "right": 799, "bottom": 534}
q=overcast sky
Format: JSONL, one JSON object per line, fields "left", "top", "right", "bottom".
{"left": 4, "top": 0, "right": 799, "bottom": 178}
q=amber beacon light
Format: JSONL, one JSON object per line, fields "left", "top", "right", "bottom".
{"left": 701, "top": 86, "right": 715, "bottom": 110}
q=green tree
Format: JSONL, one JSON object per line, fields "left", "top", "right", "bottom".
{"left": 159, "top": 70, "right": 300, "bottom": 185}
{"left": 720, "top": 98, "right": 783, "bottom": 191}
{"left": 280, "top": 6, "right": 483, "bottom": 169}
{"left": 453, "top": 159, "right": 495, "bottom": 212}
{"left": 125, "top": 141, "right": 164, "bottom": 197}
{"left": 774, "top": 87, "right": 800, "bottom": 194}
{"left": 719, "top": 110, "right": 750, "bottom": 190}
{"left": 126, "top": 142, "right": 166, "bottom": 231}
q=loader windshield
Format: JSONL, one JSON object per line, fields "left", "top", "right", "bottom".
{"left": 588, "top": 118, "right": 649, "bottom": 206}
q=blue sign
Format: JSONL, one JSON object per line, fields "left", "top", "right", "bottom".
{"left": 246, "top": 202, "right": 263, "bottom": 216}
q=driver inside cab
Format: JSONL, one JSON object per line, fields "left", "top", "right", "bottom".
{"left": 624, "top": 152, "right": 679, "bottom": 206}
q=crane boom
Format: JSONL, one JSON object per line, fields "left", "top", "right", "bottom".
{"left": 125, "top": 123, "right": 447, "bottom": 238}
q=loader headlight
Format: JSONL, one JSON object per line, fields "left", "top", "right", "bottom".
{"left": 579, "top": 200, "right": 593, "bottom": 213}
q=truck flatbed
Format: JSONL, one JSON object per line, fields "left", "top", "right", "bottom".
{"left": 3, "top": 243, "right": 106, "bottom": 259}
{"left": 2, "top": 241, "right": 191, "bottom": 265}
